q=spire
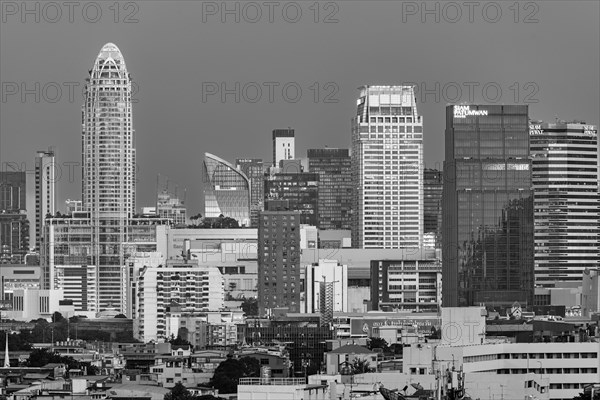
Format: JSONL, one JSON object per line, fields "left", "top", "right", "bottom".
{"left": 4, "top": 333, "right": 9, "bottom": 367}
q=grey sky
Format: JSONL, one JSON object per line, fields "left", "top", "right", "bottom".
{"left": 1, "top": 1, "right": 598, "bottom": 215}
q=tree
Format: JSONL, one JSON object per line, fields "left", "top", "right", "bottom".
{"left": 367, "top": 337, "right": 388, "bottom": 351}
{"left": 164, "top": 383, "right": 194, "bottom": 400}
{"left": 26, "top": 348, "right": 79, "bottom": 370}
{"left": 169, "top": 335, "right": 191, "bottom": 347}
{"left": 241, "top": 298, "right": 258, "bottom": 316}
{"left": 573, "top": 389, "right": 600, "bottom": 400}
{"left": 351, "top": 358, "right": 373, "bottom": 374}
{"left": 210, "top": 357, "right": 260, "bottom": 394}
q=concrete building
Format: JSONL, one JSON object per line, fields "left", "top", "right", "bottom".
{"left": 272, "top": 128, "right": 295, "bottom": 167}
{"left": 302, "top": 259, "right": 348, "bottom": 318}
{"left": 369, "top": 249, "right": 442, "bottom": 313}
{"left": 136, "top": 260, "right": 224, "bottom": 342}
{"left": 156, "top": 190, "right": 187, "bottom": 225}
{"left": 0, "top": 264, "right": 41, "bottom": 301}
{"left": 258, "top": 205, "right": 302, "bottom": 315}
{"left": 238, "top": 378, "right": 327, "bottom": 400}
{"left": 35, "top": 148, "right": 56, "bottom": 250}
{"left": 530, "top": 121, "right": 600, "bottom": 287}
{"left": 4, "top": 288, "right": 72, "bottom": 321}
{"left": 165, "top": 308, "right": 245, "bottom": 349}
{"left": 43, "top": 212, "right": 170, "bottom": 313}
{"left": 351, "top": 86, "right": 424, "bottom": 249}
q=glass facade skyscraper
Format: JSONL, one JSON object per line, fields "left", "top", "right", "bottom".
{"left": 203, "top": 153, "right": 251, "bottom": 227}
{"left": 351, "top": 86, "right": 424, "bottom": 249}
{"left": 307, "top": 148, "right": 352, "bottom": 230}
{"left": 443, "top": 105, "right": 534, "bottom": 308}
{"left": 530, "top": 121, "right": 600, "bottom": 287}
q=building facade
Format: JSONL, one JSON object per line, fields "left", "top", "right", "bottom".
{"left": 351, "top": 86, "right": 424, "bottom": 249}
{"left": 236, "top": 158, "right": 265, "bottom": 227}
{"left": 301, "top": 259, "right": 348, "bottom": 320}
{"left": 264, "top": 173, "right": 319, "bottom": 226}
{"left": 258, "top": 206, "right": 301, "bottom": 315}
{"left": 156, "top": 190, "right": 187, "bottom": 225}
{"left": 136, "top": 261, "right": 225, "bottom": 342}
{"left": 82, "top": 43, "right": 136, "bottom": 310}
{"left": 423, "top": 168, "right": 442, "bottom": 247}
{"left": 443, "top": 104, "right": 534, "bottom": 308}
{"left": 203, "top": 153, "right": 251, "bottom": 227}
{"left": 369, "top": 250, "right": 442, "bottom": 313}
{"left": 35, "top": 149, "right": 56, "bottom": 250}
{"left": 272, "top": 129, "right": 295, "bottom": 167}
{"left": 530, "top": 121, "right": 600, "bottom": 287}
{"left": 307, "top": 148, "right": 352, "bottom": 230}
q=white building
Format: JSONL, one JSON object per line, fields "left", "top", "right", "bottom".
{"left": 136, "top": 260, "right": 224, "bottom": 342}
{"left": 124, "top": 251, "right": 165, "bottom": 318}
{"left": 5, "top": 288, "right": 73, "bottom": 321}
{"left": 351, "top": 86, "right": 424, "bottom": 249}
{"left": 530, "top": 121, "right": 600, "bottom": 287}
{"left": 54, "top": 264, "right": 98, "bottom": 316}
{"left": 272, "top": 128, "right": 295, "bottom": 167}
{"left": 302, "top": 259, "right": 348, "bottom": 314}
{"left": 82, "top": 43, "right": 136, "bottom": 310}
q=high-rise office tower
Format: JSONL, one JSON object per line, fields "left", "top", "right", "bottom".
{"left": 272, "top": 128, "right": 295, "bottom": 167}
{"left": 307, "top": 148, "right": 352, "bottom": 230}
{"left": 82, "top": 43, "right": 135, "bottom": 309}
{"left": 264, "top": 172, "right": 319, "bottom": 226}
{"left": 0, "top": 171, "right": 29, "bottom": 263}
{"left": 351, "top": 86, "right": 424, "bottom": 249}
{"left": 530, "top": 121, "right": 600, "bottom": 287}
{"left": 424, "top": 168, "right": 443, "bottom": 247}
{"left": 258, "top": 201, "right": 301, "bottom": 315}
{"left": 443, "top": 105, "right": 534, "bottom": 308}
{"left": 203, "top": 153, "right": 251, "bottom": 227}
{"left": 236, "top": 158, "right": 264, "bottom": 227}
{"left": 35, "top": 148, "right": 56, "bottom": 250}
{"left": 0, "top": 171, "right": 26, "bottom": 211}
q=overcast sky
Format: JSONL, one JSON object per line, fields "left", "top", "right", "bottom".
{"left": 1, "top": 1, "right": 599, "bottom": 215}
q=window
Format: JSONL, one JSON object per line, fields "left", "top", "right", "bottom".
{"left": 260, "top": 358, "right": 269, "bottom": 365}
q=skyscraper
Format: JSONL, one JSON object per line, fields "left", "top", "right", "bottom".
{"left": 272, "top": 128, "right": 295, "bottom": 167}
{"left": 351, "top": 86, "right": 424, "bottom": 249}
{"left": 0, "top": 171, "right": 29, "bottom": 263}
{"left": 424, "top": 168, "right": 443, "bottom": 247}
{"left": 443, "top": 105, "right": 533, "bottom": 308}
{"left": 0, "top": 171, "right": 26, "bottom": 211}
{"left": 307, "top": 148, "right": 352, "bottom": 230}
{"left": 35, "top": 149, "right": 56, "bottom": 250}
{"left": 82, "top": 43, "right": 135, "bottom": 309}
{"left": 530, "top": 121, "right": 600, "bottom": 287}
{"left": 236, "top": 158, "right": 264, "bottom": 227}
{"left": 156, "top": 190, "right": 187, "bottom": 225}
{"left": 203, "top": 153, "right": 251, "bottom": 226}
{"left": 258, "top": 201, "right": 301, "bottom": 315}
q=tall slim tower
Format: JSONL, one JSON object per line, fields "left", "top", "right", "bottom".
{"left": 35, "top": 148, "right": 56, "bottom": 250}
{"left": 82, "top": 43, "right": 135, "bottom": 310}
{"left": 351, "top": 86, "right": 424, "bottom": 249}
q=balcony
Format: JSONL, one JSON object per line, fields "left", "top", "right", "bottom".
{"left": 239, "top": 378, "right": 306, "bottom": 386}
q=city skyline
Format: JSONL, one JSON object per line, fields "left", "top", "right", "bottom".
{"left": 1, "top": 2, "right": 598, "bottom": 212}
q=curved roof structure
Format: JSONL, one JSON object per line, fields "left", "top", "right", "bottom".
{"left": 203, "top": 153, "right": 251, "bottom": 226}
